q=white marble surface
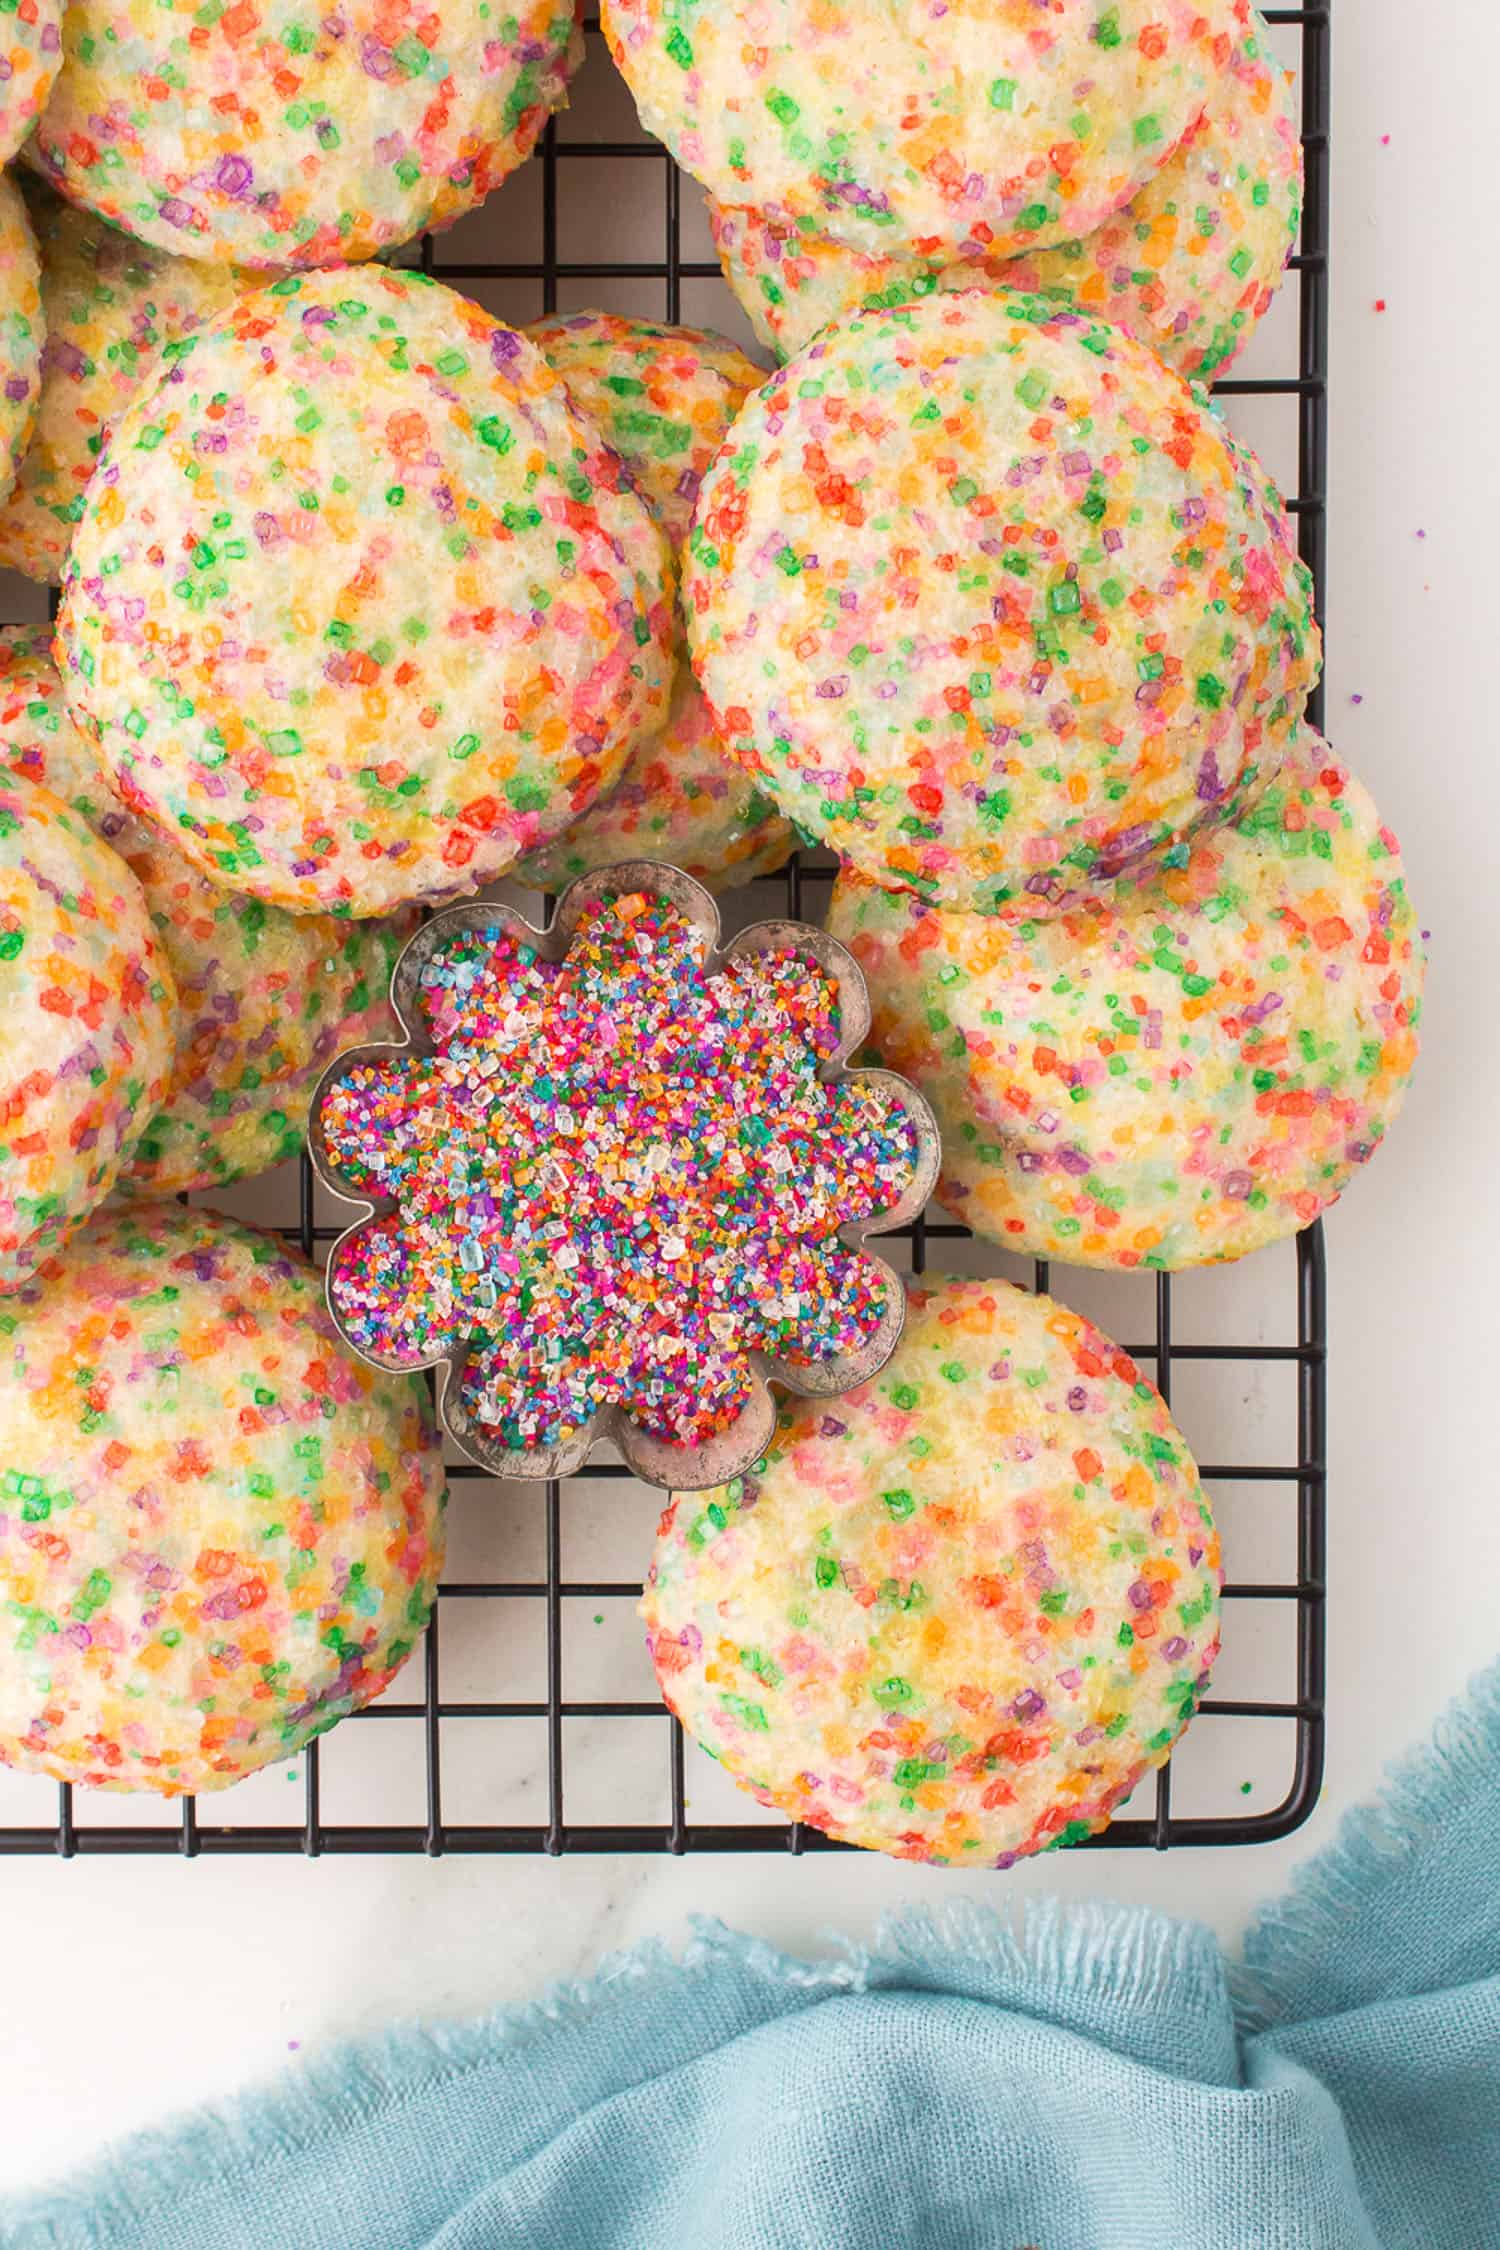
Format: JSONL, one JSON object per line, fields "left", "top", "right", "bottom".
{"left": 4, "top": 0, "right": 1498, "bottom": 2198}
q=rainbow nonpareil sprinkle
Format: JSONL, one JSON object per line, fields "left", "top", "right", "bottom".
{"left": 320, "top": 889, "right": 920, "bottom": 1454}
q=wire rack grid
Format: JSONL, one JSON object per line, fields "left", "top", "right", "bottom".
{"left": 0, "top": 3, "right": 1330, "bottom": 1859}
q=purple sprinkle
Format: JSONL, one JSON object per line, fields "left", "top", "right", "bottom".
{"left": 213, "top": 154, "right": 255, "bottom": 197}
{"left": 43, "top": 340, "right": 89, "bottom": 381}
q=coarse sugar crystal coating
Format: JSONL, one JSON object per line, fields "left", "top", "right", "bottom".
{"left": 0, "top": 0, "right": 62, "bottom": 166}
{"left": 828, "top": 736, "right": 1424, "bottom": 1269}
{"left": 318, "top": 887, "right": 920, "bottom": 1458}
{"left": 517, "top": 670, "right": 796, "bottom": 900}
{"left": 0, "top": 627, "right": 414, "bottom": 1194}
{"left": 604, "top": 0, "right": 1229, "bottom": 262}
{"left": 685, "top": 290, "right": 1319, "bottom": 916}
{"left": 645, "top": 1273, "right": 1220, "bottom": 1864}
{"left": 0, "top": 182, "right": 283, "bottom": 585}
{"left": 0, "top": 177, "right": 42, "bottom": 503}
{"left": 518, "top": 311, "right": 792, "bottom": 894}
{"left": 524, "top": 310, "right": 767, "bottom": 548}
{"left": 517, "top": 666, "right": 797, "bottom": 895}
{"left": 56, "top": 266, "right": 676, "bottom": 918}
{"left": 0, "top": 1203, "right": 446, "bottom": 1794}
{"left": 0, "top": 771, "right": 176, "bottom": 1293}
{"left": 709, "top": 1, "right": 1302, "bottom": 376}
{"left": 27, "top": 0, "right": 582, "bottom": 268}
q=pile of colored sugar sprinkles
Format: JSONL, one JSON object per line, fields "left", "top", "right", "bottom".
{"left": 320, "top": 889, "right": 920, "bottom": 1455}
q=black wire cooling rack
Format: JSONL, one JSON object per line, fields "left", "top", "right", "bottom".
{"left": 0, "top": 3, "right": 1330, "bottom": 1858}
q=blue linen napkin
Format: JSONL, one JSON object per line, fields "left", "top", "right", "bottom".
{"left": 9, "top": 1662, "right": 1499, "bottom": 2250}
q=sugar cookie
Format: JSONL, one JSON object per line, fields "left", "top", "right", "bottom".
{"left": 646, "top": 1273, "right": 1220, "bottom": 1864}
{"left": 687, "top": 290, "right": 1318, "bottom": 914}
{"left": 709, "top": 2, "right": 1300, "bottom": 377}
{"left": 519, "top": 311, "right": 792, "bottom": 892}
{"left": 605, "top": 0, "right": 1229, "bottom": 261}
{"left": 58, "top": 268, "right": 676, "bottom": 917}
{"left": 28, "top": 0, "right": 582, "bottom": 266}
{"left": 1, "top": 627, "right": 413, "bottom": 1193}
{"left": 0, "top": 1203, "right": 446, "bottom": 1794}
{"left": 828, "top": 740, "right": 1424, "bottom": 1267}
{"left": 0, "top": 769, "right": 175, "bottom": 1291}
{"left": 0, "top": 183, "right": 279, "bottom": 584}
{"left": 0, "top": 177, "right": 42, "bottom": 503}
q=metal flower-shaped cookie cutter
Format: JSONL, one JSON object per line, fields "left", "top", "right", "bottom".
{"left": 308, "top": 861, "right": 941, "bottom": 1490}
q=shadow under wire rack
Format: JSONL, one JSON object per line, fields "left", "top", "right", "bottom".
{"left": 0, "top": 3, "right": 1331, "bottom": 1859}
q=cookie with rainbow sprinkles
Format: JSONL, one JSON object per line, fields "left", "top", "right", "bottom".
{"left": 0, "top": 0, "right": 61, "bottom": 165}
{"left": 0, "top": 183, "right": 284, "bottom": 585}
{"left": 0, "top": 770, "right": 176, "bottom": 1293}
{"left": 605, "top": 0, "right": 1228, "bottom": 263}
{"left": 519, "top": 311, "right": 793, "bottom": 893}
{"left": 27, "top": 0, "right": 582, "bottom": 267}
{"left": 518, "top": 667, "right": 795, "bottom": 896}
{"left": 0, "top": 1204, "right": 447, "bottom": 1795}
{"left": 1, "top": 628, "right": 414, "bottom": 1195}
{"left": 710, "top": 0, "right": 1301, "bottom": 378}
{"left": 0, "top": 178, "right": 42, "bottom": 502}
{"left": 645, "top": 1274, "right": 1220, "bottom": 1866}
{"left": 526, "top": 311, "right": 765, "bottom": 552}
{"left": 828, "top": 739, "right": 1423, "bottom": 1269}
{"left": 57, "top": 267, "right": 675, "bottom": 919}
{"left": 686, "top": 290, "right": 1319, "bottom": 916}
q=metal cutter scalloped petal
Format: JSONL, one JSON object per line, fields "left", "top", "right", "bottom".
{"left": 307, "top": 860, "right": 941, "bottom": 1490}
